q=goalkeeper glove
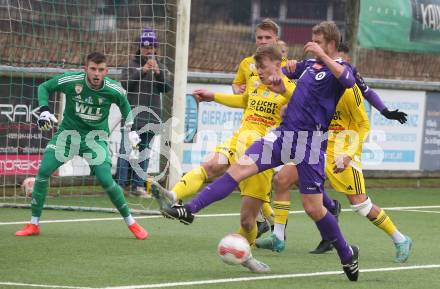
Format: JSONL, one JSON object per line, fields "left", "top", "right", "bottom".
{"left": 37, "top": 106, "right": 58, "bottom": 130}
{"left": 127, "top": 131, "right": 141, "bottom": 161}
{"left": 381, "top": 108, "right": 408, "bottom": 124}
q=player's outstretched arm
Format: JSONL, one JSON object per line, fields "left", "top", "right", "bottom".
{"left": 192, "top": 88, "right": 247, "bottom": 109}
{"left": 354, "top": 71, "right": 408, "bottom": 124}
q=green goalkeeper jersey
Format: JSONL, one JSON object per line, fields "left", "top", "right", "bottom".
{"left": 38, "top": 72, "right": 132, "bottom": 135}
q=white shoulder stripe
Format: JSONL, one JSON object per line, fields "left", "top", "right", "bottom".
{"left": 58, "top": 74, "right": 84, "bottom": 84}
{"left": 105, "top": 81, "right": 125, "bottom": 95}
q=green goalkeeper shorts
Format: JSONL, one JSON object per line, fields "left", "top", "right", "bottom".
{"left": 46, "top": 128, "right": 112, "bottom": 167}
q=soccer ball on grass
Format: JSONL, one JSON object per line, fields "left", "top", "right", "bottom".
{"left": 217, "top": 233, "right": 251, "bottom": 265}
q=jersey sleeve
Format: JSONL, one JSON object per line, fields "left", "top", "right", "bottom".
{"left": 282, "top": 60, "right": 308, "bottom": 79}
{"left": 37, "top": 73, "right": 70, "bottom": 107}
{"left": 353, "top": 68, "right": 387, "bottom": 113}
{"left": 346, "top": 85, "right": 370, "bottom": 158}
{"left": 232, "top": 58, "right": 248, "bottom": 85}
{"left": 113, "top": 84, "right": 133, "bottom": 126}
{"left": 214, "top": 92, "right": 248, "bottom": 109}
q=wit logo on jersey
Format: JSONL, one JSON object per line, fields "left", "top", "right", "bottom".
{"left": 75, "top": 102, "right": 103, "bottom": 121}
{"left": 315, "top": 72, "right": 326, "bottom": 80}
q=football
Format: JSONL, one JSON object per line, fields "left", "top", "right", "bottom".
{"left": 217, "top": 233, "right": 251, "bottom": 265}
{"left": 21, "top": 177, "right": 35, "bottom": 197}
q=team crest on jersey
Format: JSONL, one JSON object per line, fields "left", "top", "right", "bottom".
{"left": 315, "top": 72, "right": 326, "bottom": 80}
{"left": 98, "top": 98, "right": 104, "bottom": 105}
{"left": 75, "top": 84, "right": 83, "bottom": 94}
{"left": 262, "top": 90, "right": 270, "bottom": 97}
{"left": 253, "top": 80, "right": 260, "bottom": 87}
{"left": 249, "top": 63, "right": 255, "bottom": 70}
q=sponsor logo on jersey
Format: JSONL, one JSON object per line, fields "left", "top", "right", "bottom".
{"left": 85, "top": 96, "right": 93, "bottom": 104}
{"left": 347, "top": 185, "right": 353, "bottom": 191}
{"left": 75, "top": 84, "right": 83, "bottom": 94}
{"left": 315, "top": 71, "right": 326, "bottom": 80}
{"left": 75, "top": 103, "right": 103, "bottom": 121}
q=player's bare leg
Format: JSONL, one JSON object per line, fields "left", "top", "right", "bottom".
{"left": 239, "top": 196, "right": 271, "bottom": 273}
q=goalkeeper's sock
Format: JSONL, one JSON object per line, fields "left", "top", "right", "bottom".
{"left": 238, "top": 223, "right": 258, "bottom": 246}
{"left": 94, "top": 163, "right": 131, "bottom": 218}
{"left": 30, "top": 216, "right": 40, "bottom": 225}
{"left": 124, "top": 215, "right": 136, "bottom": 226}
{"left": 172, "top": 166, "right": 208, "bottom": 200}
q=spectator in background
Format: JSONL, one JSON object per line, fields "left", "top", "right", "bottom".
{"left": 116, "top": 27, "right": 172, "bottom": 197}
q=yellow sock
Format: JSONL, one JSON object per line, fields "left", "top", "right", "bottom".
{"left": 261, "top": 202, "right": 274, "bottom": 225}
{"left": 238, "top": 223, "right": 257, "bottom": 246}
{"left": 172, "top": 166, "right": 208, "bottom": 200}
{"left": 371, "top": 209, "right": 397, "bottom": 236}
{"left": 273, "top": 201, "right": 290, "bottom": 225}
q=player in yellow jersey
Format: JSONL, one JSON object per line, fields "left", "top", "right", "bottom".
{"left": 232, "top": 18, "right": 287, "bottom": 94}
{"left": 157, "top": 45, "right": 295, "bottom": 273}
{"left": 232, "top": 19, "right": 288, "bottom": 232}
{"left": 256, "top": 82, "right": 413, "bottom": 263}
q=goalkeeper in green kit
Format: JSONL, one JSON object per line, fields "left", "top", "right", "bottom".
{"left": 16, "top": 52, "right": 149, "bottom": 240}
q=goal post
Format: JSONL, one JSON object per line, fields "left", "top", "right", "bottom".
{"left": 168, "top": 0, "right": 191, "bottom": 189}
{"left": 0, "top": 0, "right": 189, "bottom": 214}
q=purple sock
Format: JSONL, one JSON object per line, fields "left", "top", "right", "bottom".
{"left": 185, "top": 173, "right": 238, "bottom": 214}
{"left": 315, "top": 211, "right": 352, "bottom": 264}
{"left": 322, "top": 190, "right": 335, "bottom": 212}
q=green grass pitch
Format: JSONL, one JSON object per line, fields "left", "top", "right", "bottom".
{"left": 0, "top": 188, "right": 439, "bottom": 289}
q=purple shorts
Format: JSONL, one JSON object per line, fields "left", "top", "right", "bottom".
{"left": 245, "top": 128, "right": 326, "bottom": 194}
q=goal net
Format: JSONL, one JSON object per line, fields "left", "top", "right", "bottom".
{"left": 0, "top": 0, "right": 186, "bottom": 214}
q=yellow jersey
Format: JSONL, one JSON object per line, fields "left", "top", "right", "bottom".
{"left": 215, "top": 74, "right": 295, "bottom": 137}
{"left": 327, "top": 84, "right": 370, "bottom": 160}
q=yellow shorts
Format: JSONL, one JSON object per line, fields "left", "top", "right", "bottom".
{"left": 213, "top": 133, "right": 273, "bottom": 202}
{"left": 325, "top": 156, "right": 365, "bottom": 195}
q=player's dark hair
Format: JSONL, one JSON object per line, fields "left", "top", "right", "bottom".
{"left": 312, "top": 21, "right": 341, "bottom": 49}
{"left": 86, "top": 52, "right": 106, "bottom": 65}
{"left": 256, "top": 18, "right": 280, "bottom": 37}
{"left": 254, "top": 44, "right": 282, "bottom": 65}
{"left": 338, "top": 42, "right": 350, "bottom": 53}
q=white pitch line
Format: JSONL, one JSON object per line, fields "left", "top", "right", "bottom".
{"left": 396, "top": 209, "right": 440, "bottom": 214}
{"left": 1, "top": 205, "right": 440, "bottom": 226}
{"left": 101, "top": 264, "right": 440, "bottom": 289}
{"left": 0, "top": 282, "right": 94, "bottom": 289}
{"left": 1, "top": 264, "right": 439, "bottom": 289}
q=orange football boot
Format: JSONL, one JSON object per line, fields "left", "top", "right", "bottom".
{"left": 128, "top": 223, "right": 149, "bottom": 240}
{"left": 16, "top": 224, "right": 40, "bottom": 236}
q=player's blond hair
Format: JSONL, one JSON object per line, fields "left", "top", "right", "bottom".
{"left": 256, "top": 18, "right": 280, "bottom": 37}
{"left": 254, "top": 44, "right": 282, "bottom": 65}
{"left": 312, "top": 21, "right": 341, "bottom": 49}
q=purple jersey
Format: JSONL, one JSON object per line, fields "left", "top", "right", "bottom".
{"left": 281, "top": 58, "right": 355, "bottom": 132}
